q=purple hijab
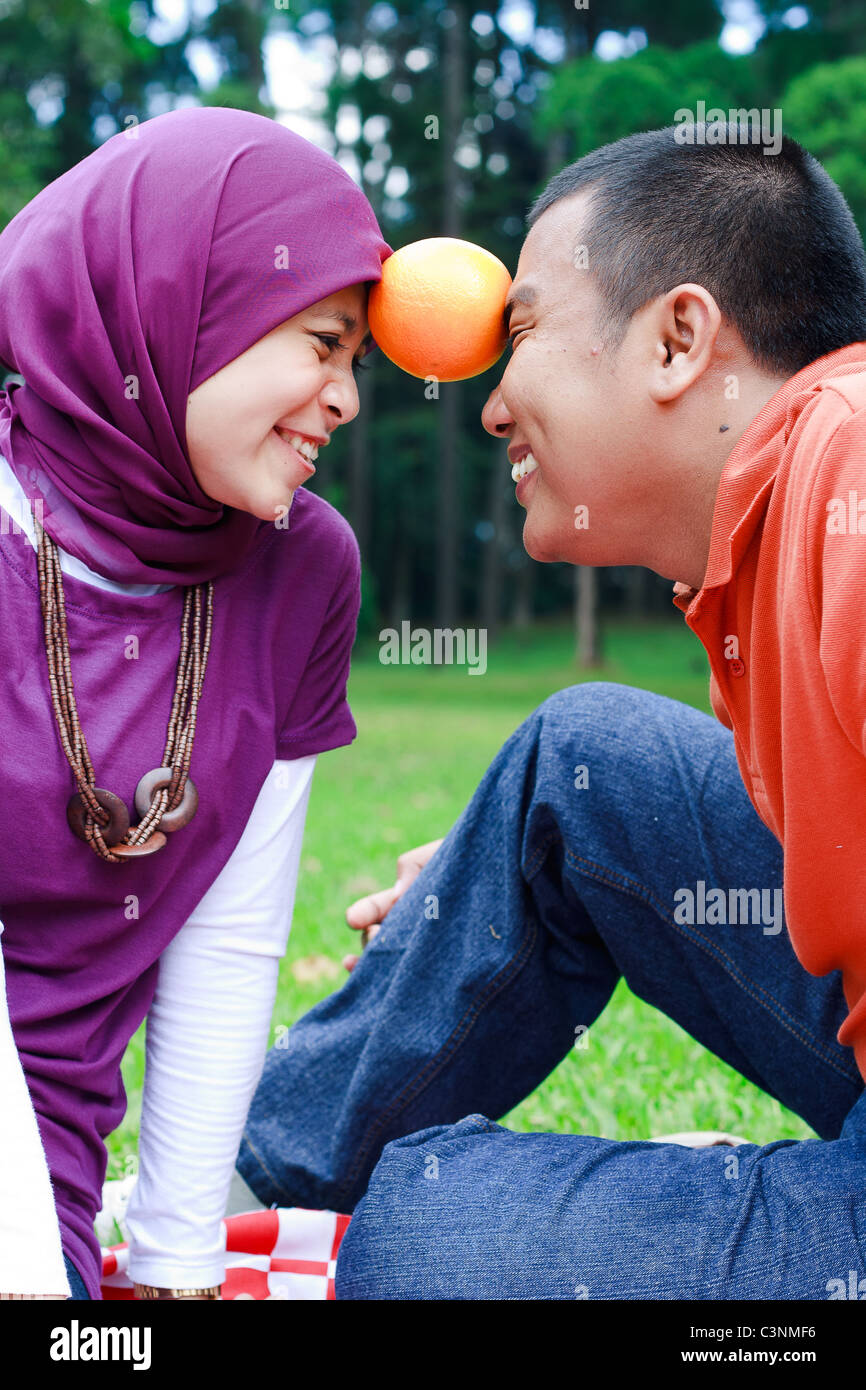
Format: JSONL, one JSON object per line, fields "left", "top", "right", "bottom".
{"left": 0, "top": 106, "right": 392, "bottom": 585}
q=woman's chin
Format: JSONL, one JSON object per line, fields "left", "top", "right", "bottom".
{"left": 262, "top": 490, "right": 295, "bottom": 524}
{"left": 240, "top": 483, "right": 297, "bottom": 524}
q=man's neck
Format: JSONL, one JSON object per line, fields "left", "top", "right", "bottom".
{"left": 666, "top": 370, "right": 789, "bottom": 591}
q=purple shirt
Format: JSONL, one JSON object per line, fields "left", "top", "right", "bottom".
{"left": 0, "top": 487, "right": 360, "bottom": 1298}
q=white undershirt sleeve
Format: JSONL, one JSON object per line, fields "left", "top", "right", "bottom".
{"left": 124, "top": 755, "right": 316, "bottom": 1289}
{"left": 0, "top": 920, "right": 71, "bottom": 1297}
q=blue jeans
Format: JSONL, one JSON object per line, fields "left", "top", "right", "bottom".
{"left": 236, "top": 683, "right": 866, "bottom": 1299}
{"left": 64, "top": 1251, "right": 90, "bottom": 1299}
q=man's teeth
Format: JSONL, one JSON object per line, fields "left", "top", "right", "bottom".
{"left": 511, "top": 452, "right": 539, "bottom": 482}
{"left": 276, "top": 429, "right": 319, "bottom": 461}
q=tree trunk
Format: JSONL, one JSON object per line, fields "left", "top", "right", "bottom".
{"left": 437, "top": 384, "right": 460, "bottom": 626}
{"left": 512, "top": 563, "right": 535, "bottom": 628}
{"left": 575, "top": 566, "right": 603, "bottom": 667}
{"left": 390, "top": 524, "right": 411, "bottom": 627}
{"left": 435, "top": 1, "right": 466, "bottom": 628}
{"left": 238, "top": 0, "right": 268, "bottom": 101}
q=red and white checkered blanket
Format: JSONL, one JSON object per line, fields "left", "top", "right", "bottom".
{"left": 100, "top": 1208, "right": 351, "bottom": 1300}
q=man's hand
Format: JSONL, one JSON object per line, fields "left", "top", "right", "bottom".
{"left": 342, "top": 839, "right": 444, "bottom": 972}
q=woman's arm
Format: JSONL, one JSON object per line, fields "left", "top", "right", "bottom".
{"left": 124, "top": 755, "right": 317, "bottom": 1294}
{"left": 0, "top": 921, "right": 71, "bottom": 1298}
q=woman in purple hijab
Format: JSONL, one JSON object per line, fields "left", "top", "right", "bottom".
{"left": 0, "top": 105, "right": 391, "bottom": 1299}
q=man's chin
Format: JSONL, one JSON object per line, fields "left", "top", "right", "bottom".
{"left": 523, "top": 511, "right": 613, "bottom": 566}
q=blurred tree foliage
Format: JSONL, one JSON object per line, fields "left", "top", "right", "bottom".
{"left": 782, "top": 57, "right": 866, "bottom": 231}
{"left": 1, "top": 0, "right": 864, "bottom": 634}
{"left": 0, "top": 0, "right": 194, "bottom": 214}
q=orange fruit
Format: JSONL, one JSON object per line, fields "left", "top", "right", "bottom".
{"left": 368, "top": 237, "right": 512, "bottom": 382}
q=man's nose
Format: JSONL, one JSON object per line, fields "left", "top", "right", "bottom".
{"left": 481, "top": 382, "right": 513, "bottom": 438}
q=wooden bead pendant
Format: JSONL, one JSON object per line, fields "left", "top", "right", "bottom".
{"left": 66, "top": 788, "right": 130, "bottom": 847}
{"left": 134, "top": 767, "right": 199, "bottom": 832}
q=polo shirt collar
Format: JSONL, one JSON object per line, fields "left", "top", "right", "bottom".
{"left": 672, "top": 341, "right": 866, "bottom": 618}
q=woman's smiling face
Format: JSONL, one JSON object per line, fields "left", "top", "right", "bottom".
{"left": 185, "top": 284, "right": 371, "bottom": 520}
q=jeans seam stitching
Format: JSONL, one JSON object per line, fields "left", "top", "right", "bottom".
{"left": 236, "top": 1131, "right": 288, "bottom": 1207}
{"left": 523, "top": 833, "right": 554, "bottom": 879}
{"left": 565, "top": 848, "right": 861, "bottom": 1086}
{"left": 334, "top": 911, "right": 540, "bottom": 1206}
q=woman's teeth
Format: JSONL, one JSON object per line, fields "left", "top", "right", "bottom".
{"left": 511, "top": 452, "right": 539, "bottom": 482}
{"left": 275, "top": 428, "right": 319, "bottom": 461}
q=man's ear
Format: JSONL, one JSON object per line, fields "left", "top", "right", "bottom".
{"left": 647, "top": 283, "right": 721, "bottom": 404}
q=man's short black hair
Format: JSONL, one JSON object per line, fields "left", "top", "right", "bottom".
{"left": 527, "top": 124, "right": 866, "bottom": 378}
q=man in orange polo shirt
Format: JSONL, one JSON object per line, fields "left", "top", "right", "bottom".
{"left": 238, "top": 123, "right": 866, "bottom": 1300}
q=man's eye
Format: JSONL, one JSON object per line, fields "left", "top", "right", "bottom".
{"left": 508, "top": 329, "right": 526, "bottom": 349}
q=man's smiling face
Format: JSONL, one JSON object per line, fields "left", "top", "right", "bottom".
{"left": 481, "top": 189, "right": 661, "bottom": 567}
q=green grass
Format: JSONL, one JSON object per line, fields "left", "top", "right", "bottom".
{"left": 105, "top": 617, "right": 815, "bottom": 1182}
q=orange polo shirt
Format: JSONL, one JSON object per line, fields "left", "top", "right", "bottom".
{"left": 672, "top": 341, "right": 866, "bottom": 1084}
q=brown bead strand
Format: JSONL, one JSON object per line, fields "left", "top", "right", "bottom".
{"left": 128, "top": 587, "right": 211, "bottom": 844}
{"left": 35, "top": 510, "right": 213, "bottom": 863}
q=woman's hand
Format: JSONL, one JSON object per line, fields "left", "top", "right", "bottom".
{"left": 342, "top": 838, "right": 444, "bottom": 972}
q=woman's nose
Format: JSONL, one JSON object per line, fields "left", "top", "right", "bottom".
{"left": 322, "top": 371, "right": 361, "bottom": 426}
{"left": 481, "top": 382, "right": 514, "bottom": 439}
